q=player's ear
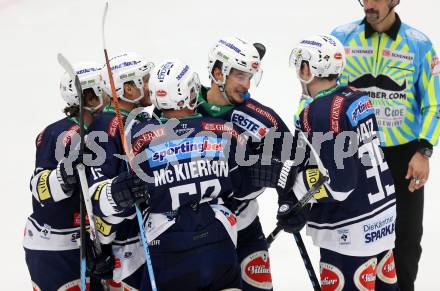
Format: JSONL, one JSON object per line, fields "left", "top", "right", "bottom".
{"left": 299, "top": 61, "right": 311, "bottom": 80}
{"left": 123, "top": 82, "right": 133, "bottom": 97}
{"left": 213, "top": 67, "right": 224, "bottom": 83}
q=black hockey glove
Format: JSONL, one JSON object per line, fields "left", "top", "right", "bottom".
{"left": 56, "top": 155, "right": 83, "bottom": 192}
{"left": 249, "top": 158, "right": 298, "bottom": 194}
{"left": 86, "top": 243, "right": 115, "bottom": 280}
{"left": 276, "top": 191, "right": 310, "bottom": 234}
{"left": 110, "top": 171, "right": 149, "bottom": 210}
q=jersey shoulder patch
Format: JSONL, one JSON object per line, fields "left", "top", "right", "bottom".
{"left": 345, "top": 94, "right": 374, "bottom": 127}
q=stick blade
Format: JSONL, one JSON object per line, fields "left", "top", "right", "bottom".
{"left": 57, "top": 53, "right": 75, "bottom": 79}
{"left": 102, "top": 2, "right": 109, "bottom": 49}
{"left": 57, "top": 53, "right": 82, "bottom": 105}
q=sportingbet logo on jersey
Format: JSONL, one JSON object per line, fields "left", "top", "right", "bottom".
{"left": 346, "top": 96, "right": 374, "bottom": 126}
{"left": 231, "top": 110, "right": 268, "bottom": 141}
{"left": 148, "top": 136, "right": 225, "bottom": 167}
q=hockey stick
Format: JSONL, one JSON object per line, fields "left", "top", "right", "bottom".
{"left": 265, "top": 176, "right": 326, "bottom": 291}
{"left": 102, "top": 3, "right": 157, "bottom": 291}
{"left": 57, "top": 53, "right": 102, "bottom": 291}
{"left": 266, "top": 173, "right": 328, "bottom": 247}
{"left": 293, "top": 233, "right": 321, "bottom": 291}
{"left": 266, "top": 131, "right": 328, "bottom": 291}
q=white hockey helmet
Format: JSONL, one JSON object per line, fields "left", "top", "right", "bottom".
{"left": 101, "top": 52, "right": 154, "bottom": 104}
{"left": 289, "top": 34, "right": 345, "bottom": 84}
{"left": 60, "top": 62, "right": 103, "bottom": 112}
{"left": 208, "top": 37, "right": 262, "bottom": 87}
{"left": 149, "top": 59, "right": 201, "bottom": 111}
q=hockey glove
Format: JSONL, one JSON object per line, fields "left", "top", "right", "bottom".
{"left": 86, "top": 243, "right": 115, "bottom": 280}
{"left": 110, "top": 171, "right": 149, "bottom": 210}
{"left": 248, "top": 158, "right": 298, "bottom": 193}
{"left": 276, "top": 191, "right": 310, "bottom": 233}
{"left": 56, "top": 156, "right": 82, "bottom": 192}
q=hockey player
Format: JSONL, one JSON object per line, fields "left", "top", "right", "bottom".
{"left": 195, "top": 37, "right": 308, "bottom": 291}
{"left": 85, "top": 52, "right": 154, "bottom": 290}
{"left": 90, "top": 59, "right": 248, "bottom": 290}
{"left": 23, "top": 62, "right": 106, "bottom": 291}
{"left": 281, "top": 34, "right": 398, "bottom": 290}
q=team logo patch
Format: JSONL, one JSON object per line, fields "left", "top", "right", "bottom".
{"left": 377, "top": 250, "right": 397, "bottom": 284}
{"left": 231, "top": 110, "right": 268, "bottom": 141}
{"left": 320, "top": 262, "right": 345, "bottom": 291}
{"left": 241, "top": 251, "right": 272, "bottom": 289}
{"left": 57, "top": 278, "right": 90, "bottom": 291}
{"left": 147, "top": 136, "right": 225, "bottom": 167}
{"left": 40, "top": 224, "right": 52, "bottom": 240}
{"left": 346, "top": 96, "right": 374, "bottom": 126}
{"left": 337, "top": 229, "right": 351, "bottom": 246}
{"left": 354, "top": 258, "right": 377, "bottom": 291}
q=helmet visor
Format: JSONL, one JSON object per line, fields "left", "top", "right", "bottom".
{"left": 228, "top": 69, "right": 263, "bottom": 88}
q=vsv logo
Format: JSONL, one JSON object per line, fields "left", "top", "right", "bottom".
{"left": 148, "top": 137, "right": 225, "bottom": 167}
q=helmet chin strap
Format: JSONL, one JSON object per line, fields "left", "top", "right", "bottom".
{"left": 218, "top": 83, "right": 234, "bottom": 105}
{"left": 210, "top": 72, "right": 234, "bottom": 105}
{"left": 299, "top": 73, "right": 315, "bottom": 98}
{"left": 120, "top": 85, "right": 144, "bottom": 105}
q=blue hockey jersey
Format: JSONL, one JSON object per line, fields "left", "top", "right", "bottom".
{"left": 196, "top": 87, "right": 299, "bottom": 230}
{"left": 23, "top": 117, "right": 83, "bottom": 251}
{"left": 90, "top": 114, "right": 249, "bottom": 254}
{"left": 293, "top": 86, "right": 396, "bottom": 256}
{"left": 86, "top": 104, "right": 151, "bottom": 281}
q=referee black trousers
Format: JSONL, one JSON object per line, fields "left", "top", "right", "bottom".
{"left": 383, "top": 141, "right": 424, "bottom": 291}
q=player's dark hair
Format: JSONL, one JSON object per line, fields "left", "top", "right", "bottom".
{"left": 63, "top": 105, "right": 79, "bottom": 117}
{"left": 210, "top": 61, "right": 223, "bottom": 83}
{"left": 63, "top": 88, "right": 97, "bottom": 117}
